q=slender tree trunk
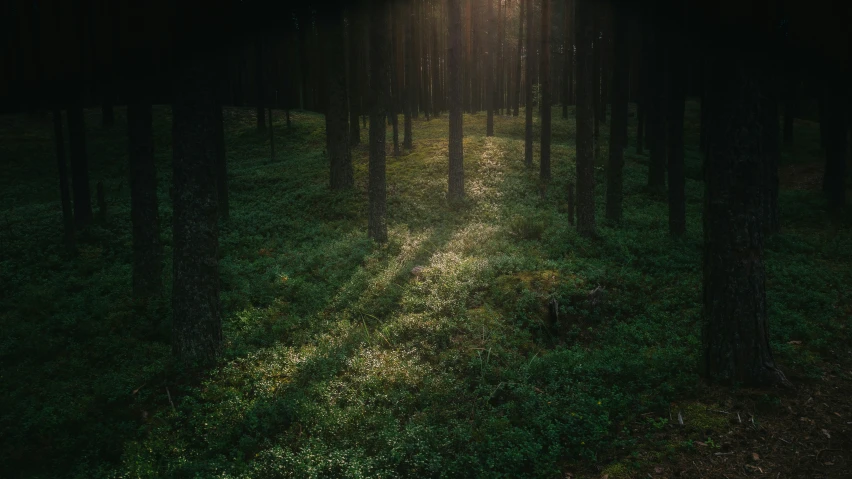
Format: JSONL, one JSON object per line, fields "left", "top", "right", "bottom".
{"left": 431, "top": 3, "right": 442, "bottom": 117}
{"left": 782, "top": 72, "right": 795, "bottom": 145}
{"left": 448, "top": 0, "right": 465, "bottom": 201}
{"left": 327, "top": 13, "right": 354, "bottom": 190}
{"left": 647, "top": 28, "right": 666, "bottom": 193}
{"left": 592, "top": 4, "right": 600, "bottom": 145}
{"left": 349, "top": 10, "right": 362, "bottom": 146}
{"left": 128, "top": 101, "right": 163, "bottom": 299}
{"left": 606, "top": 3, "right": 628, "bottom": 222}
{"left": 575, "top": 0, "right": 596, "bottom": 237}
{"left": 486, "top": 0, "right": 495, "bottom": 136}
{"left": 514, "top": 0, "right": 524, "bottom": 117}
{"left": 823, "top": 72, "right": 848, "bottom": 210}
{"left": 369, "top": 0, "right": 390, "bottom": 243}
{"left": 762, "top": 92, "right": 781, "bottom": 234}
{"left": 390, "top": 6, "right": 401, "bottom": 156}
{"left": 67, "top": 102, "right": 93, "bottom": 230}
{"left": 53, "top": 109, "right": 75, "bottom": 252}
{"left": 702, "top": 41, "right": 788, "bottom": 388}
{"left": 562, "top": 0, "right": 572, "bottom": 119}
{"left": 666, "top": 10, "right": 686, "bottom": 237}
{"left": 524, "top": 0, "right": 534, "bottom": 167}
{"left": 256, "top": 37, "right": 267, "bottom": 132}
{"left": 404, "top": 2, "right": 415, "bottom": 151}
{"left": 539, "top": 0, "right": 551, "bottom": 182}
{"left": 171, "top": 51, "right": 223, "bottom": 366}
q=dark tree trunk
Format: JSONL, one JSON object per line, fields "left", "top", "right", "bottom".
{"left": 524, "top": 0, "right": 534, "bottom": 167}
{"left": 702, "top": 40, "right": 788, "bottom": 388}
{"left": 96, "top": 181, "right": 107, "bottom": 222}
{"left": 171, "top": 52, "right": 223, "bottom": 366}
{"left": 448, "top": 0, "right": 465, "bottom": 201}
{"left": 636, "top": 101, "right": 645, "bottom": 154}
{"left": 592, "top": 4, "right": 600, "bottom": 145}
{"left": 369, "top": 0, "right": 390, "bottom": 243}
{"left": 53, "top": 109, "right": 75, "bottom": 252}
{"left": 404, "top": 2, "right": 415, "bottom": 151}
{"left": 575, "top": 0, "right": 596, "bottom": 237}
{"left": 327, "top": 14, "right": 354, "bottom": 190}
{"left": 390, "top": 6, "right": 401, "bottom": 156}
{"left": 431, "top": 3, "right": 442, "bottom": 117}
{"left": 606, "top": 3, "right": 628, "bottom": 222}
{"left": 67, "top": 103, "right": 93, "bottom": 230}
{"left": 782, "top": 72, "right": 795, "bottom": 145}
{"left": 562, "top": 0, "right": 573, "bottom": 119}
{"left": 762, "top": 93, "right": 781, "bottom": 234}
{"left": 128, "top": 101, "right": 162, "bottom": 299}
{"left": 646, "top": 28, "right": 666, "bottom": 193}
{"left": 822, "top": 73, "right": 848, "bottom": 210}
{"left": 349, "top": 10, "right": 362, "bottom": 146}
{"left": 213, "top": 101, "right": 229, "bottom": 220}
{"left": 539, "top": 0, "right": 551, "bottom": 182}
{"left": 666, "top": 13, "right": 686, "bottom": 237}
{"left": 256, "top": 37, "right": 267, "bottom": 132}
{"left": 485, "top": 0, "right": 495, "bottom": 136}
{"left": 514, "top": 0, "right": 524, "bottom": 117}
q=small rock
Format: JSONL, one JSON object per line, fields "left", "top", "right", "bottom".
{"left": 751, "top": 452, "right": 760, "bottom": 461}
{"left": 410, "top": 266, "right": 425, "bottom": 278}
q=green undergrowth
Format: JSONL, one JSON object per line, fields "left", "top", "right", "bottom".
{"left": 0, "top": 101, "right": 849, "bottom": 479}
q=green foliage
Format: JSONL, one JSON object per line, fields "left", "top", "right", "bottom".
{"left": 0, "top": 102, "right": 848, "bottom": 479}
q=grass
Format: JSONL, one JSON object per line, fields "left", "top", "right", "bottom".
{"left": 0, "top": 101, "right": 850, "bottom": 478}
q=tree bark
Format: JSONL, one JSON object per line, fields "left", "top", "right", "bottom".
{"left": 404, "top": 3, "right": 415, "bottom": 150}
{"left": 822, "top": 72, "right": 848, "bottom": 210}
{"left": 327, "top": 13, "right": 354, "bottom": 190}
{"left": 514, "top": 0, "right": 524, "bottom": 117}
{"left": 171, "top": 51, "right": 223, "bottom": 366}
{"left": 666, "top": 16, "right": 686, "bottom": 237}
{"left": 67, "top": 102, "right": 93, "bottom": 230}
{"left": 349, "top": 11, "right": 362, "bottom": 146}
{"left": 524, "top": 0, "right": 534, "bottom": 167}
{"left": 575, "top": 0, "right": 596, "bottom": 237}
{"left": 128, "top": 101, "right": 163, "bottom": 300}
{"left": 53, "top": 109, "right": 75, "bottom": 252}
{"left": 702, "top": 40, "right": 788, "bottom": 388}
{"left": 256, "top": 37, "right": 267, "bottom": 132}
{"left": 606, "top": 2, "right": 628, "bottom": 222}
{"left": 562, "top": 0, "right": 573, "bottom": 119}
{"left": 485, "top": 0, "right": 495, "bottom": 136}
{"left": 448, "top": 0, "right": 465, "bottom": 201}
{"left": 782, "top": 71, "right": 795, "bottom": 145}
{"left": 540, "top": 0, "right": 551, "bottom": 182}
{"left": 369, "top": 0, "right": 390, "bottom": 243}
{"left": 646, "top": 27, "right": 667, "bottom": 193}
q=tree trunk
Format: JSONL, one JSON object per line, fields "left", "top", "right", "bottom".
{"left": 647, "top": 28, "right": 666, "bottom": 193}
{"left": 540, "top": 0, "right": 551, "bottom": 182}
{"left": 390, "top": 6, "right": 401, "bottom": 156}
{"left": 128, "top": 101, "right": 163, "bottom": 300}
{"left": 171, "top": 52, "right": 223, "bottom": 366}
{"left": 782, "top": 72, "right": 795, "bottom": 145}
{"left": 349, "top": 11, "right": 362, "bottom": 146}
{"left": 327, "top": 13, "right": 354, "bottom": 190}
{"left": 448, "top": 0, "right": 465, "bottom": 201}
{"left": 514, "top": 0, "right": 524, "bottom": 117}
{"left": 666, "top": 15, "right": 686, "bottom": 237}
{"left": 762, "top": 93, "right": 781, "bottom": 234}
{"left": 404, "top": 3, "right": 415, "bottom": 151}
{"left": 822, "top": 72, "right": 848, "bottom": 210}
{"left": 369, "top": 0, "right": 390, "bottom": 243}
{"left": 702, "top": 40, "right": 788, "bottom": 388}
{"left": 524, "top": 0, "right": 534, "bottom": 167}
{"left": 53, "top": 109, "right": 75, "bottom": 252}
{"left": 562, "top": 0, "right": 573, "bottom": 119}
{"left": 67, "top": 103, "right": 93, "bottom": 230}
{"left": 592, "top": 4, "right": 600, "bottom": 145}
{"left": 256, "top": 37, "right": 267, "bottom": 132}
{"left": 606, "top": 2, "right": 628, "bottom": 222}
{"left": 575, "top": 0, "right": 596, "bottom": 237}
{"left": 485, "top": 0, "right": 495, "bottom": 136}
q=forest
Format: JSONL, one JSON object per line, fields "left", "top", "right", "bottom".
{"left": 1, "top": 0, "right": 851, "bottom": 477}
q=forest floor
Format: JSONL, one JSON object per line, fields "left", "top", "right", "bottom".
{"left": 0, "top": 101, "right": 850, "bottom": 479}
